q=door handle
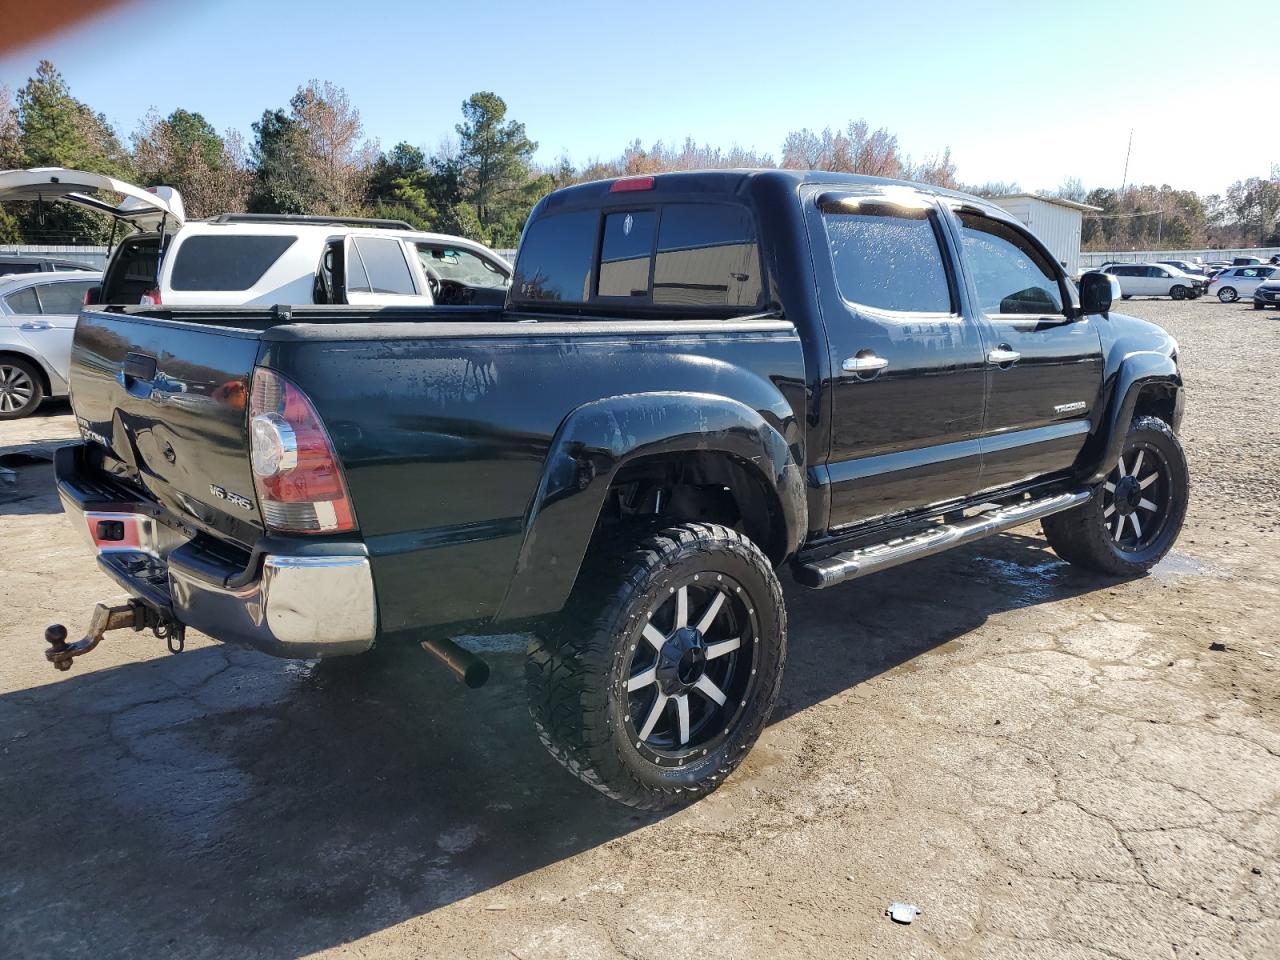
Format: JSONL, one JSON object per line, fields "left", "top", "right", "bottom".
{"left": 842, "top": 353, "right": 889, "bottom": 373}
{"left": 987, "top": 346, "right": 1021, "bottom": 365}
{"left": 19, "top": 320, "right": 53, "bottom": 331}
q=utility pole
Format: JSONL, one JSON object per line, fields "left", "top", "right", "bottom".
{"left": 1121, "top": 128, "right": 1134, "bottom": 191}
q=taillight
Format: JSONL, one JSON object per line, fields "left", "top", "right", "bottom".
{"left": 140, "top": 287, "right": 161, "bottom": 305}
{"left": 248, "top": 367, "right": 355, "bottom": 533}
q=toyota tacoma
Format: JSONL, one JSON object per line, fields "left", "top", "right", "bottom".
{"left": 46, "top": 170, "right": 1187, "bottom": 809}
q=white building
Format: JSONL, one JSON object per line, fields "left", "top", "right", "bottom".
{"left": 990, "top": 194, "right": 1100, "bottom": 277}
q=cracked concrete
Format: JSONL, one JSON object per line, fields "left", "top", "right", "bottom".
{"left": 0, "top": 298, "right": 1276, "bottom": 959}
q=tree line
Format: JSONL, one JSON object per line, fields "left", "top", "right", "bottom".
{"left": 1, "top": 60, "right": 1276, "bottom": 251}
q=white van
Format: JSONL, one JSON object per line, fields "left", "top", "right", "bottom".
{"left": 0, "top": 168, "right": 511, "bottom": 308}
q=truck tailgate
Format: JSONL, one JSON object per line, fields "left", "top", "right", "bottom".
{"left": 70, "top": 309, "right": 266, "bottom": 547}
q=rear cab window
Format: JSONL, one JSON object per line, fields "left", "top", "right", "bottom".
{"left": 170, "top": 234, "right": 297, "bottom": 291}
{"left": 512, "top": 202, "right": 765, "bottom": 311}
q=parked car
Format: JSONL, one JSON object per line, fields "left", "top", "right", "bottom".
{"left": 1232, "top": 256, "right": 1262, "bottom": 266}
{"left": 45, "top": 170, "right": 1187, "bottom": 809}
{"left": 0, "top": 253, "right": 97, "bottom": 276}
{"left": 1252, "top": 276, "right": 1280, "bottom": 309}
{"left": 1156, "top": 259, "right": 1208, "bottom": 278}
{"left": 1209, "top": 265, "right": 1277, "bottom": 302}
{"left": 0, "top": 168, "right": 511, "bottom": 307}
{"left": 0, "top": 269, "right": 100, "bottom": 418}
{"left": 1098, "top": 263, "right": 1204, "bottom": 299}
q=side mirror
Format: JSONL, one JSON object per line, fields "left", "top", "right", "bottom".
{"left": 83, "top": 285, "right": 102, "bottom": 306}
{"left": 1079, "top": 271, "right": 1118, "bottom": 316}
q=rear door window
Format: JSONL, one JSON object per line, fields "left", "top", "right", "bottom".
{"left": 352, "top": 237, "right": 416, "bottom": 295}
{"left": 822, "top": 201, "right": 953, "bottom": 313}
{"left": 170, "top": 234, "right": 297, "bottom": 291}
{"left": 3, "top": 286, "right": 40, "bottom": 314}
{"left": 598, "top": 210, "right": 656, "bottom": 298}
{"left": 512, "top": 210, "right": 597, "bottom": 302}
{"left": 0, "top": 262, "right": 41, "bottom": 275}
{"left": 35, "top": 281, "right": 94, "bottom": 314}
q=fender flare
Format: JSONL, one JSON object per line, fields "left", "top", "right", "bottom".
{"left": 1081, "top": 349, "right": 1182, "bottom": 485}
{"left": 496, "top": 391, "right": 806, "bottom": 622}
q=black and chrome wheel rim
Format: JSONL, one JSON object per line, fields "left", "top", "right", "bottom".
{"left": 1102, "top": 445, "right": 1172, "bottom": 553}
{"left": 624, "top": 574, "right": 758, "bottom": 766}
{"left": 0, "top": 364, "right": 35, "bottom": 414}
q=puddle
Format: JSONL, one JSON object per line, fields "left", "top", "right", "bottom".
{"left": 971, "top": 555, "right": 1069, "bottom": 604}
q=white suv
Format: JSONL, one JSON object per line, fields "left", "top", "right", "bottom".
{"left": 1098, "top": 263, "right": 1205, "bottom": 300}
{"left": 146, "top": 214, "right": 511, "bottom": 308}
{"left": 0, "top": 168, "right": 511, "bottom": 308}
{"left": 1208, "top": 265, "right": 1277, "bottom": 303}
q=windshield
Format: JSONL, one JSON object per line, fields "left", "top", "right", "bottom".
{"left": 415, "top": 243, "right": 508, "bottom": 289}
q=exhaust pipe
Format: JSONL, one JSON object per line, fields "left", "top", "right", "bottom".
{"left": 420, "top": 636, "right": 490, "bottom": 688}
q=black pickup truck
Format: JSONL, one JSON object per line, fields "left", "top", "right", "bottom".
{"left": 48, "top": 170, "right": 1187, "bottom": 809}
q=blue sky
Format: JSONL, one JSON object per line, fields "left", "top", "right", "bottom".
{"left": 1, "top": 0, "right": 1272, "bottom": 195}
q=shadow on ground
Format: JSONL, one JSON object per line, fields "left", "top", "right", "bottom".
{"left": 0, "top": 501, "right": 1122, "bottom": 956}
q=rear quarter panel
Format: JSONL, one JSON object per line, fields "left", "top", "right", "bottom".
{"left": 260, "top": 320, "right": 806, "bottom": 631}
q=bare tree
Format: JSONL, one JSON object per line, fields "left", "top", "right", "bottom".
{"left": 290, "top": 80, "right": 377, "bottom": 215}
{"left": 781, "top": 120, "right": 903, "bottom": 177}
{"left": 0, "top": 85, "right": 20, "bottom": 168}
{"left": 132, "top": 109, "right": 250, "bottom": 217}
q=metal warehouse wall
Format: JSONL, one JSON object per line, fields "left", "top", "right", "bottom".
{"left": 1079, "top": 247, "right": 1280, "bottom": 269}
{"left": 1, "top": 244, "right": 108, "bottom": 268}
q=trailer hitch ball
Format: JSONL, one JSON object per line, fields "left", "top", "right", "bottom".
{"left": 45, "top": 624, "right": 72, "bottom": 671}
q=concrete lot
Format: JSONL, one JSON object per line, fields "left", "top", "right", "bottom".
{"left": 1, "top": 298, "right": 1277, "bottom": 959}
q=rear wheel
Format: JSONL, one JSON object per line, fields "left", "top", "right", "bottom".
{"left": 1218, "top": 287, "right": 1239, "bottom": 303}
{"left": 0, "top": 358, "right": 43, "bottom": 420}
{"left": 1043, "top": 416, "right": 1188, "bottom": 576}
{"left": 527, "top": 523, "right": 786, "bottom": 809}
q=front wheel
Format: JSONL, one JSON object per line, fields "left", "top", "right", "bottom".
{"left": 1254, "top": 301, "right": 1266, "bottom": 310}
{"left": 1042, "top": 416, "right": 1188, "bottom": 576}
{"left": 1218, "top": 287, "right": 1239, "bottom": 303}
{"left": 1170, "top": 284, "right": 1188, "bottom": 300}
{"left": 527, "top": 523, "right": 786, "bottom": 809}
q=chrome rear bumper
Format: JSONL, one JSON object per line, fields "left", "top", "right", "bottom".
{"left": 56, "top": 446, "right": 376, "bottom": 658}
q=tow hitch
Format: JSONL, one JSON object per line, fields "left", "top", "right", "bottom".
{"left": 44, "top": 600, "right": 186, "bottom": 672}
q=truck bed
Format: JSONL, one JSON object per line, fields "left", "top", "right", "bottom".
{"left": 67, "top": 304, "right": 806, "bottom": 635}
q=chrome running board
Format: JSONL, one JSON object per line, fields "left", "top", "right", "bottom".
{"left": 795, "top": 490, "right": 1091, "bottom": 589}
